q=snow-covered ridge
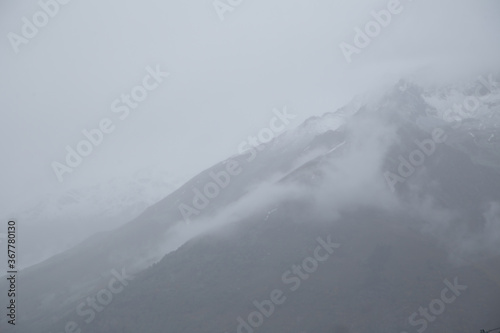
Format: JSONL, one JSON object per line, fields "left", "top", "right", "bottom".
{"left": 405, "top": 74, "right": 500, "bottom": 125}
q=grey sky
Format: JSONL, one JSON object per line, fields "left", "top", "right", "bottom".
{"left": 1, "top": 0, "right": 499, "bottom": 213}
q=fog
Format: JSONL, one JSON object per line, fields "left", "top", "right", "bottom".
{"left": 2, "top": 1, "right": 500, "bottom": 331}
{"left": 1, "top": 0, "right": 500, "bottom": 216}
{"left": 157, "top": 89, "right": 500, "bottom": 269}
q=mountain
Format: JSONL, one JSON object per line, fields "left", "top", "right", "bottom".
{"left": 0, "top": 168, "right": 182, "bottom": 269}
{"left": 2, "top": 74, "right": 500, "bottom": 333}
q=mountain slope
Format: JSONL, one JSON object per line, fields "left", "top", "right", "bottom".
{"left": 4, "top": 75, "right": 500, "bottom": 333}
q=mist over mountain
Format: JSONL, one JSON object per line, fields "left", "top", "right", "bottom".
{"left": 1, "top": 168, "right": 182, "bottom": 269}
{"left": 2, "top": 74, "right": 500, "bottom": 333}
{"left": 2, "top": 1, "right": 500, "bottom": 332}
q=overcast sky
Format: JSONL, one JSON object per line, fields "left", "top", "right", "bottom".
{"left": 1, "top": 0, "right": 499, "bottom": 213}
